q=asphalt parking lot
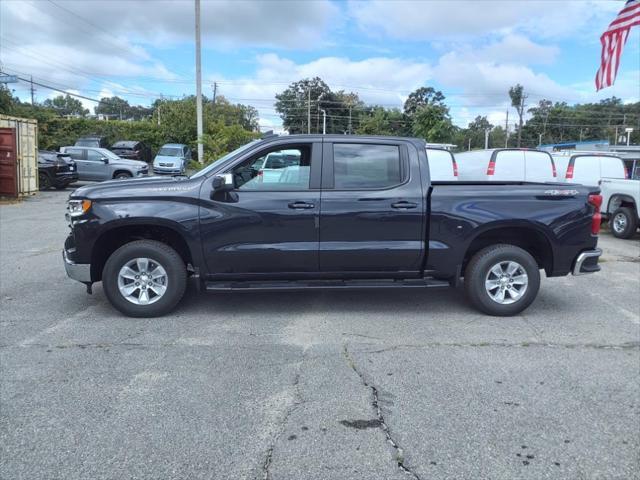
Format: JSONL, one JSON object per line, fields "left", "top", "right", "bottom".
{"left": 1, "top": 187, "right": 639, "bottom": 480}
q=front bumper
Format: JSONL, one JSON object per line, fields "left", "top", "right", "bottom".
{"left": 572, "top": 248, "right": 602, "bottom": 276}
{"left": 153, "top": 167, "right": 182, "bottom": 175}
{"left": 63, "top": 249, "right": 91, "bottom": 283}
{"left": 54, "top": 172, "right": 79, "bottom": 186}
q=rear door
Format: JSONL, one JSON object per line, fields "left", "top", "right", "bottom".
{"left": 319, "top": 140, "right": 425, "bottom": 274}
{"left": 525, "top": 151, "right": 555, "bottom": 182}
{"left": 493, "top": 150, "right": 525, "bottom": 180}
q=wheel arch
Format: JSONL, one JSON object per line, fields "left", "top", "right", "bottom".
{"left": 90, "top": 221, "right": 194, "bottom": 282}
{"left": 462, "top": 223, "right": 554, "bottom": 277}
{"left": 112, "top": 169, "right": 133, "bottom": 179}
{"left": 608, "top": 194, "right": 637, "bottom": 215}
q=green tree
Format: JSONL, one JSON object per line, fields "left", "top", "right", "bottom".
{"left": 508, "top": 84, "right": 527, "bottom": 147}
{"left": 411, "top": 104, "right": 455, "bottom": 142}
{"left": 42, "top": 94, "right": 89, "bottom": 117}
{"left": 356, "top": 107, "right": 407, "bottom": 136}
{"left": 467, "top": 115, "right": 494, "bottom": 149}
{"left": 403, "top": 87, "right": 446, "bottom": 116}
{"left": 95, "top": 96, "right": 131, "bottom": 119}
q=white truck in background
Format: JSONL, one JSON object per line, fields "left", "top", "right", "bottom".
{"left": 599, "top": 178, "right": 640, "bottom": 239}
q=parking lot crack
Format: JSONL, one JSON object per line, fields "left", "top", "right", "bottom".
{"left": 261, "top": 361, "right": 305, "bottom": 480}
{"left": 342, "top": 343, "right": 422, "bottom": 480}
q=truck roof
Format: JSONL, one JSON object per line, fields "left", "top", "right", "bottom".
{"left": 259, "top": 134, "right": 427, "bottom": 148}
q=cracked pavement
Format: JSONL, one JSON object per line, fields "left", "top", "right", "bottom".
{"left": 1, "top": 189, "right": 639, "bottom": 479}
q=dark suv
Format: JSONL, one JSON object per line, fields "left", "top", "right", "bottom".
{"left": 38, "top": 151, "right": 78, "bottom": 190}
{"left": 75, "top": 136, "right": 110, "bottom": 148}
{"left": 111, "top": 141, "right": 152, "bottom": 163}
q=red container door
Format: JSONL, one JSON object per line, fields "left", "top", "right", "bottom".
{"left": 0, "top": 127, "right": 18, "bottom": 197}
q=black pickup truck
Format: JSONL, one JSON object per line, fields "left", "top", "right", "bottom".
{"left": 63, "top": 135, "right": 602, "bottom": 317}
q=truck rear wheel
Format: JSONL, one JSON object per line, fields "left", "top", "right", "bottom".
{"left": 102, "top": 240, "right": 187, "bottom": 317}
{"left": 610, "top": 207, "right": 638, "bottom": 239}
{"left": 464, "top": 244, "right": 540, "bottom": 316}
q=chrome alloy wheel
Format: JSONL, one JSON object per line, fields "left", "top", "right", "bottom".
{"left": 613, "top": 212, "right": 627, "bottom": 234}
{"left": 117, "top": 258, "right": 168, "bottom": 305}
{"left": 484, "top": 261, "right": 528, "bottom": 305}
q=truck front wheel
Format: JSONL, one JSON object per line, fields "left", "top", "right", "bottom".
{"left": 102, "top": 240, "right": 187, "bottom": 317}
{"left": 464, "top": 244, "right": 540, "bottom": 316}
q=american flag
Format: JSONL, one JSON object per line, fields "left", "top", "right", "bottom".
{"left": 595, "top": 0, "right": 640, "bottom": 91}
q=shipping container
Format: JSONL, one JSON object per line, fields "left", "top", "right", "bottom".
{"left": 0, "top": 114, "right": 38, "bottom": 197}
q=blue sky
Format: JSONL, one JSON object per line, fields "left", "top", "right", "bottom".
{"left": 1, "top": 0, "right": 639, "bottom": 132}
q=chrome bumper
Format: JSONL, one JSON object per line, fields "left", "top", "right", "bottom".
{"left": 63, "top": 249, "right": 91, "bottom": 283}
{"left": 572, "top": 248, "right": 602, "bottom": 276}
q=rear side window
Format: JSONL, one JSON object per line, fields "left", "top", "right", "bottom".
{"left": 65, "top": 148, "right": 85, "bottom": 160}
{"left": 333, "top": 144, "right": 402, "bottom": 189}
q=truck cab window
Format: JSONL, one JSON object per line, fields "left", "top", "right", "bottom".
{"left": 333, "top": 144, "right": 402, "bottom": 189}
{"left": 231, "top": 146, "right": 311, "bottom": 190}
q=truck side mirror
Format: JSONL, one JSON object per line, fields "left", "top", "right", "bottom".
{"left": 101, "top": 157, "right": 109, "bottom": 164}
{"left": 212, "top": 173, "right": 234, "bottom": 191}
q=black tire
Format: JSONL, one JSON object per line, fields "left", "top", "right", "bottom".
{"left": 464, "top": 244, "right": 541, "bottom": 316}
{"left": 610, "top": 207, "right": 638, "bottom": 239}
{"left": 102, "top": 240, "right": 187, "bottom": 317}
{"left": 38, "top": 172, "right": 51, "bottom": 191}
{"left": 114, "top": 172, "right": 132, "bottom": 180}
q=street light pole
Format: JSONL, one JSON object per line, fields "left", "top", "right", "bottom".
{"left": 321, "top": 109, "right": 327, "bottom": 135}
{"left": 195, "top": 0, "right": 204, "bottom": 163}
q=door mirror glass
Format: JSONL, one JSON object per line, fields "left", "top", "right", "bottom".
{"left": 212, "top": 173, "right": 234, "bottom": 191}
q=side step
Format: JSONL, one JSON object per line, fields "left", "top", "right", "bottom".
{"left": 204, "top": 277, "right": 451, "bottom": 292}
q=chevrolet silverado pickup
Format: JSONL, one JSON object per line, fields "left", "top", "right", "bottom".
{"left": 63, "top": 135, "right": 603, "bottom": 317}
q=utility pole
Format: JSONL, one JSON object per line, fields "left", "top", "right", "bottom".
{"left": 321, "top": 109, "right": 327, "bottom": 135}
{"left": 30, "top": 75, "right": 35, "bottom": 105}
{"left": 468, "top": 138, "right": 471, "bottom": 151}
{"left": 504, "top": 110, "right": 509, "bottom": 148}
{"left": 348, "top": 105, "right": 353, "bottom": 135}
{"left": 195, "top": 0, "right": 204, "bottom": 163}
{"left": 212, "top": 81, "right": 217, "bottom": 105}
{"left": 484, "top": 128, "right": 490, "bottom": 149}
{"left": 307, "top": 89, "right": 311, "bottom": 134}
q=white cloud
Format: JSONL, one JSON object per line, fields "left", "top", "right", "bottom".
{"left": 348, "top": 0, "right": 621, "bottom": 40}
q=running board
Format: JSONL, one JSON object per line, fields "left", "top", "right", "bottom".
{"left": 204, "top": 277, "right": 451, "bottom": 292}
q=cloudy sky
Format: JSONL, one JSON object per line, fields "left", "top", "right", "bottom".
{"left": 1, "top": 0, "right": 639, "bottom": 131}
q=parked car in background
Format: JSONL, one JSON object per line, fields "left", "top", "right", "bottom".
{"left": 552, "top": 153, "right": 626, "bottom": 185}
{"left": 455, "top": 148, "right": 556, "bottom": 182}
{"left": 111, "top": 140, "right": 152, "bottom": 163}
{"left": 63, "top": 135, "right": 602, "bottom": 318}
{"left": 152, "top": 144, "right": 190, "bottom": 175}
{"left": 427, "top": 147, "right": 458, "bottom": 181}
{"left": 60, "top": 146, "right": 148, "bottom": 181}
{"left": 599, "top": 177, "right": 640, "bottom": 239}
{"left": 38, "top": 151, "right": 78, "bottom": 190}
{"left": 75, "top": 136, "right": 110, "bottom": 148}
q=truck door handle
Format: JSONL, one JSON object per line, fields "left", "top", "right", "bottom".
{"left": 288, "top": 201, "right": 315, "bottom": 209}
{"left": 391, "top": 201, "right": 418, "bottom": 209}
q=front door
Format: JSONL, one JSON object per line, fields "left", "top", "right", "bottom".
{"left": 199, "top": 141, "right": 322, "bottom": 277}
{"left": 319, "top": 140, "right": 426, "bottom": 274}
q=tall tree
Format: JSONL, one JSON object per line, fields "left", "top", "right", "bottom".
{"left": 508, "top": 84, "right": 527, "bottom": 147}
{"left": 467, "top": 115, "right": 494, "bottom": 149}
{"left": 411, "top": 104, "right": 455, "bottom": 142}
{"left": 275, "top": 77, "right": 332, "bottom": 134}
{"left": 42, "top": 94, "right": 89, "bottom": 117}
{"left": 403, "top": 87, "right": 446, "bottom": 116}
{"left": 95, "top": 96, "right": 131, "bottom": 119}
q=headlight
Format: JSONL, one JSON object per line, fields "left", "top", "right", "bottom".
{"left": 68, "top": 199, "right": 92, "bottom": 217}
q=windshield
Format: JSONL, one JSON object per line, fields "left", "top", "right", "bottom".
{"left": 190, "top": 140, "right": 261, "bottom": 179}
{"left": 99, "top": 149, "right": 121, "bottom": 160}
{"left": 158, "top": 147, "right": 183, "bottom": 157}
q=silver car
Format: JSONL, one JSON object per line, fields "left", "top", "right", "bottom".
{"left": 61, "top": 147, "right": 149, "bottom": 181}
